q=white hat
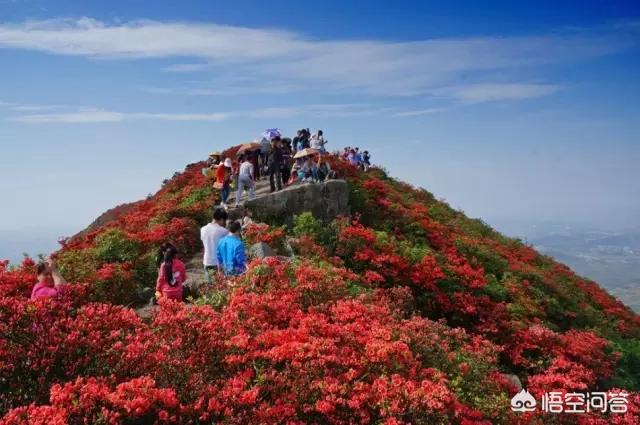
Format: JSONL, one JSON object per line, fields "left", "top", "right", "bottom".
{"left": 224, "top": 158, "right": 232, "bottom": 167}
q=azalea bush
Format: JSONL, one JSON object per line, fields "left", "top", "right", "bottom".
{"left": 1, "top": 144, "right": 639, "bottom": 423}
{"left": 242, "top": 222, "right": 288, "bottom": 255}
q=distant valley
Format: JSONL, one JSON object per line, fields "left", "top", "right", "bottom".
{"left": 493, "top": 220, "right": 640, "bottom": 313}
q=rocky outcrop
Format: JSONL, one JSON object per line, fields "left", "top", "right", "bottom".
{"left": 248, "top": 242, "right": 277, "bottom": 259}
{"left": 244, "top": 180, "right": 350, "bottom": 227}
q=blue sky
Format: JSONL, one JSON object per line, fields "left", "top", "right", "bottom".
{"left": 1, "top": 0, "right": 639, "bottom": 260}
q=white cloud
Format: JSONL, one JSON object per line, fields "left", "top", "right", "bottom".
{"left": 443, "top": 83, "right": 562, "bottom": 104}
{"left": 162, "top": 63, "right": 209, "bottom": 72}
{"left": 0, "top": 18, "right": 633, "bottom": 97}
{"left": 8, "top": 109, "right": 228, "bottom": 123}
{"left": 393, "top": 107, "right": 448, "bottom": 117}
{"left": 140, "top": 82, "right": 299, "bottom": 96}
{"left": 6, "top": 103, "right": 386, "bottom": 124}
{"left": 10, "top": 110, "right": 125, "bottom": 123}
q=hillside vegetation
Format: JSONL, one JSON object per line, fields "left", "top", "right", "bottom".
{"left": 1, "top": 144, "right": 639, "bottom": 424}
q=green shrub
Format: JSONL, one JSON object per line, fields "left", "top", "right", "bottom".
{"left": 292, "top": 212, "right": 340, "bottom": 255}
{"left": 94, "top": 229, "right": 141, "bottom": 263}
{"left": 56, "top": 248, "right": 99, "bottom": 283}
{"left": 607, "top": 338, "right": 640, "bottom": 390}
{"left": 134, "top": 250, "right": 160, "bottom": 288}
{"left": 293, "top": 212, "right": 323, "bottom": 239}
{"left": 191, "top": 288, "right": 228, "bottom": 311}
{"left": 455, "top": 240, "right": 509, "bottom": 279}
{"left": 482, "top": 274, "right": 510, "bottom": 302}
{"left": 179, "top": 187, "right": 213, "bottom": 209}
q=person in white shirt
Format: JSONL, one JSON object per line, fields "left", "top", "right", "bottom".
{"left": 200, "top": 208, "right": 229, "bottom": 284}
{"left": 317, "top": 130, "right": 327, "bottom": 153}
{"left": 235, "top": 155, "right": 256, "bottom": 207}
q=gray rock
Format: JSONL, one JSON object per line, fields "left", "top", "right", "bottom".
{"left": 249, "top": 242, "right": 276, "bottom": 259}
{"left": 137, "top": 287, "right": 155, "bottom": 304}
{"left": 183, "top": 278, "right": 205, "bottom": 300}
{"left": 502, "top": 373, "right": 523, "bottom": 391}
{"left": 244, "top": 179, "right": 350, "bottom": 227}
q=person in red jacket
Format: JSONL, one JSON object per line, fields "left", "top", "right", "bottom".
{"left": 155, "top": 243, "right": 186, "bottom": 301}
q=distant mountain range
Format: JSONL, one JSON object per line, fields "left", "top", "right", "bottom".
{"left": 491, "top": 220, "right": 640, "bottom": 312}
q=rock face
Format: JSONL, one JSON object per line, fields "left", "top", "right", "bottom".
{"left": 248, "top": 242, "right": 277, "bottom": 259}
{"left": 244, "top": 180, "right": 350, "bottom": 227}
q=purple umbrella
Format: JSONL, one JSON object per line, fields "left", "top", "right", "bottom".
{"left": 262, "top": 128, "right": 282, "bottom": 140}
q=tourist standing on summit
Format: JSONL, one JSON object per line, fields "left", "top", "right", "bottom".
{"left": 268, "top": 138, "right": 284, "bottom": 193}
{"left": 200, "top": 208, "right": 229, "bottom": 284}
{"left": 310, "top": 133, "right": 321, "bottom": 150}
{"left": 235, "top": 155, "right": 256, "bottom": 207}
{"left": 259, "top": 137, "right": 271, "bottom": 176}
{"left": 362, "top": 150, "right": 371, "bottom": 171}
{"left": 317, "top": 130, "right": 327, "bottom": 153}
{"left": 292, "top": 130, "right": 303, "bottom": 153}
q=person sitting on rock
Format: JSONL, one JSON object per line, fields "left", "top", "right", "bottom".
{"left": 216, "top": 221, "right": 247, "bottom": 276}
{"left": 155, "top": 243, "right": 186, "bottom": 301}
{"left": 317, "top": 156, "right": 335, "bottom": 181}
{"left": 238, "top": 207, "right": 253, "bottom": 230}
{"left": 290, "top": 160, "right": 302, "bottom": 184}
{"left": 301, "top": 155, "right": 319, "bottom": 182}
{"left": 31, "top": 256, "right": 67, "bottom": 300}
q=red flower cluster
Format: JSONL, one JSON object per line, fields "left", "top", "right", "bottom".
{"left": 0, "top": 146, "right": 638, "bottom": 424}
{"left": 242, "top": 222, "right": 288, "bottom": 254}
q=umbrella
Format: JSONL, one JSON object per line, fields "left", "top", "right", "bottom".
{"left": 237, "top": 142, "right": 261, "bottom": 155}
{"left": 262, "top": 128, "right": 282, "bottom": 140}
{"left": 293, "top": 148, "right": 319, "bottom": 159}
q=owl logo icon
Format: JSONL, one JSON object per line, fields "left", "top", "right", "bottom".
{"left": 511, "top": 389, "right": 537, "bottom": 412}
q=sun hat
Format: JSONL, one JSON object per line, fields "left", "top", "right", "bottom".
{"left": 224, "top": 158, "right": 233, "bottom": 167}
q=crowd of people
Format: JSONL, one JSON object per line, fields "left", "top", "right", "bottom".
{"left": 342, "top": 146, "right": 371, "bottom": 171}
{"left": 31, "top": 128, "right": 372, "bottom": 304}
{"left": 202, "top": 128, "right": 349, "bottom": 210}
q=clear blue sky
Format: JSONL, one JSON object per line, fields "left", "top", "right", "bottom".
{"left": 1, "top": 0, "right": 639, "bottom": 260}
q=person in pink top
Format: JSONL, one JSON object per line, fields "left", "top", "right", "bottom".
{"left": 155, "top": 243, "right": 186, "bottom": 301}
{"left": 31, "top": 256, "right": 67, "bottom": 300}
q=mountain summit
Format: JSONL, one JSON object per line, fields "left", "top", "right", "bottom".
{"left": 1, "top": 143, "right": 639, "bottom": 424}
